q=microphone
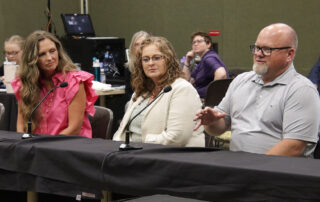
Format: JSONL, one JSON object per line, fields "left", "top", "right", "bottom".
{"left": 22, "top": 82, "right": 68, "bottom": 139}
{"left": 119, "top": 85, "right": 172, "bottom": 151}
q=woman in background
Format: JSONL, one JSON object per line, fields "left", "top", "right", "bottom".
{"left": 125, "top": 31, "right": 151, "bottom": 101}
{"left": 114, "top": 36, "right": 204, "bottom": 146}
{"left": 11, "top": 30, "right": 98, "bottom": 137}
{"left": 0, "top": 35, "right": 25, "bottom": 87}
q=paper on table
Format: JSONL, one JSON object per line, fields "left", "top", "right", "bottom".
{"left": 91, "top": 81, "right": 112, "bottom": 91}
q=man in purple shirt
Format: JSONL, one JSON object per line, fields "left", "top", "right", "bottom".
{"left": 183, "top": 31, "right": 228, "bottom": 99}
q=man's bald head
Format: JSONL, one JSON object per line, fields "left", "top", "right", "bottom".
{"left": 253, "top": 23, "right": 298, "bottom": 82}
{"left": 259, "top": 23, "right": 298, "bottom": 51}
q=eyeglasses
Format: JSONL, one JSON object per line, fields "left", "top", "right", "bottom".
{"left": 142, "top": 55, "right": 164, "bottom": 63}
{"left": 250, "top": 45, "right": 291, "bottom": 56}
{"left": 4, "top": 51, "right": 20, "bottom": 56}
{"left": 192, "top": 39, "right": 205, "bottom": 45}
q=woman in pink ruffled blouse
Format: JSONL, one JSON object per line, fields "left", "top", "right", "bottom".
{"left": 11, "top": 30, "right": 98, "bottom": 138}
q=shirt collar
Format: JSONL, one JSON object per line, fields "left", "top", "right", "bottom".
{"left": 252, "top": 63, "right": 296, "bottom": 86}
{"left": 39, "top": 72, "right": 65, "bottom": 87}
{"left": 202, "top": 50, "right": 213, "bottom": 58}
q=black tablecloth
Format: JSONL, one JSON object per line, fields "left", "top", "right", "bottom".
{"left": 0, "top": 92, "right": 17, "bottom": 131}
{"left": 122, "top": 195, "right": 206, "bottom": 202}
{"left": 0, "top": 130, "right": 320, "bottom": 201}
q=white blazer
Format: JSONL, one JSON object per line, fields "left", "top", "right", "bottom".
{"left": 113, "top": 78, "right": 205, "bottom": 147}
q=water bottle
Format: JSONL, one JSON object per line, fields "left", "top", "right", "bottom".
{"left": 100, "top": 63, "right": 106, "bottom": 83}
{"left": 103, "top": 51, "right": 109, "bottom": 73}
{"left": 92, "top": 57, "right": 100, "bottom": 82}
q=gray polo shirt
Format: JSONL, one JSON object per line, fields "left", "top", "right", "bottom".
{"left": 217, "top": 64, "right": 320, "bottom": 157}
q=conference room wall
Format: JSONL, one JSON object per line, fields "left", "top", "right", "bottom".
{"left": 0, "top": 0, "right": 80, "bottom": 64}
{"left": 89, "top": 0, "right": 320, "bottom": 76}
{"left": 0, "top": 0, "right": 319, "bottom": 76}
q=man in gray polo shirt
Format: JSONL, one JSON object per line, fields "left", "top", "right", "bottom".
{"left": 194, "top": 23, "right": 320, "bottom": 157}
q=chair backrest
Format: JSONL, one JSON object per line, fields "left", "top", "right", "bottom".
{"left": 205, "top": 78, "right": 233, "bottom": 107}
{"left": 89, "top": 106, "right": 114, "bottom": 139}
{"left": 204, "top": 79, "right": 232, "bottom": 148}
{"left": 0, "top": 103, "right": 5, "bottom": 122}
{"left": 314, "top": 140, "right": 320, "bottom": 159}
{"left": 228, "top": 68, "right": 247, "bottom": 79}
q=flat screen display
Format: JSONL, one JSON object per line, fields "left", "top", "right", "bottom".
{"left": 61, "top": 14, "right": 95, "bottom": 37}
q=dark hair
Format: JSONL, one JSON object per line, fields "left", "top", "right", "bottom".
{"left": 191, "top": 31, "right": 212, "bottom": 49}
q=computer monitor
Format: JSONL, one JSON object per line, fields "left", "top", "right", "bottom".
{"left": 61, "top": 14, "right": 95, "bottom": 37}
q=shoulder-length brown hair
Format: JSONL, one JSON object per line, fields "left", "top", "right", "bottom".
{"left": 19, "top": 30, "right": 77, "bottom": 132}
{"left": 131, "top": 36, "right": 184, "bottom": 101}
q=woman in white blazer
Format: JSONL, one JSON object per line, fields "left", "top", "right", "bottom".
{"left": 113, "top": 36, "right": 204, "bottom": 147}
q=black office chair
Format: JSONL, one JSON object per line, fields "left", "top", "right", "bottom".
{"left": 204, "top": 78, "right": 233, "bottom": 107}
{"left": 314, "top": 140, "right": 320, "bottom": 159}
{"left": 89, "top": 106, "right": 114, "bottom": 139}
{"left": 204, "top": 78, "right": 233, "bottom": 147}
{"left": 228, "top": 68, "right": 247, "bottom": 79}
{"left": 0, "top": 103, "right": 5, "bottom": 122}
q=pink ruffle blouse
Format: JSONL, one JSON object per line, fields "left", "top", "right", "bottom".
{"left": 11, "top": 71, "right": 98, "bottom": 138}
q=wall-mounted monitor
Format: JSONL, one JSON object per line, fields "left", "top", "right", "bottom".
{"left": 61, "top": 13, "right": 95, "bottom": 37}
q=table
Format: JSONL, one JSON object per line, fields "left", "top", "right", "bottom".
{"left": 1, "top": 130, "right": 320, "bottom": 201}
{"left": 95, "top": 89, "right": 125, "bottom": 96}
{"left": 95, "top": 88, "right": 125, "bottom": 107}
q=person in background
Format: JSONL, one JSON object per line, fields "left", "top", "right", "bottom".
{"left": 114, "top": 36, "right": 204, "bottom": 146}
{"left": 125, "top": 31, "right": 151, "bottom": 102}
{"left": 183, "top": 31, "right": 228, "bottom": 100}
{"left": 11, "top": 30, "right": 98, "bottom": 137}
{"left": 308, "top": 57, "right": 320, "bottom": 95}
{"left": 194, "top": 23, "right": 320, "bottom": 157}
{"left": 0, "top": 35, "right": 25, "bottom": 87}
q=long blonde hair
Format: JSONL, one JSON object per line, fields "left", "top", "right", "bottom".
{"left": 19, "top": 30, "right": 77, "bottom": 132}
{"left": 128, "top": 31, "right": 151, "bottom": 72}
{"left": 131, "top": 36, "right": 184, "bottom": 101}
